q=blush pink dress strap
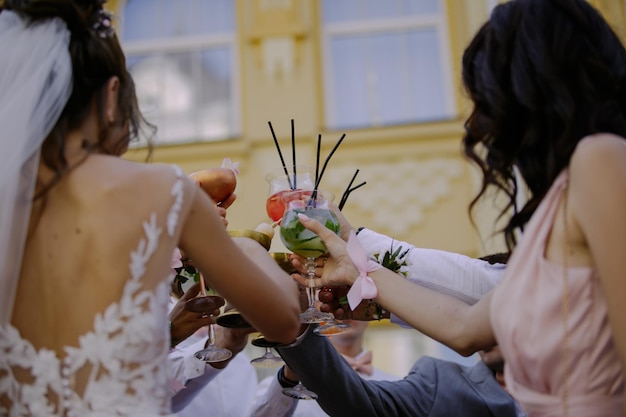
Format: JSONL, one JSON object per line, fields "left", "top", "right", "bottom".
{"left": 490, "top": 153, "right": 624, "bottom": 416}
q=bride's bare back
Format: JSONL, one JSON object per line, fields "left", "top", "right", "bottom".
{"left": 4, "top": 152, "right": 301, "bottom": 415}
{"left": 14, "top": 156, "right": 183, "bottom": 352}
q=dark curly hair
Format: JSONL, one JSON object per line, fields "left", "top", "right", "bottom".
{"left": 462, "top": 0, "right": 626, "bottom": 251}
{"left": 1, "top": 0, "right": 154, "bottom": 199}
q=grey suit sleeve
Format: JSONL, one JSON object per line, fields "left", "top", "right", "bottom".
{"left": 277, "top": 328, "right": 520, "bottom": 417}
{"left": 278, "top": 328, "right": 435, "bottom": 417}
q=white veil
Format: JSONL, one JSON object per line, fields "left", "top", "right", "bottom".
{"left": 0, "top": 11, "right": 73, "bottom": 326}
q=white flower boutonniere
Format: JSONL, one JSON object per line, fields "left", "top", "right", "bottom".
{"left": 373, "top": 242, "right": 411, "bottom": 277}
{"left": 363, "top": 241, "right": 411, "bottom": 320}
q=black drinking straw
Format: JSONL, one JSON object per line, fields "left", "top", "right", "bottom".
{"left": 291, "top": 119, "right": 297, "bottom": 189}
{"left": 315, "top": 134, "right": 321, "bottom": 190}
{"left": 314, "top": 133, "right": 346, "bottom": 191}
{"left": 338, "top": 169, "right": 360, "bottom": 210}
{"left": 338, "top": 181, "right": 367, "bottom": 211}
{"left": 268, "top": 121, "right": 293, "bottom": 190}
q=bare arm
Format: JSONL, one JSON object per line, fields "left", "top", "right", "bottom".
{"left": 570, "top": 134, "right": 626, "bottom": 410}
{"left": 178, "top": 179, "right": 301, "bottom": 344}
{"left": 296, "top": 214, "right": 496, "bottom": 356}
{"left": 368, "top": 266, "right": 495, "bottom": 355}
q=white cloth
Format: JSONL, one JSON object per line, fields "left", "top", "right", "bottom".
{"left": 168, "top": 295, "right": 259, "bottom": 415}
{"left": 358, "top": 228, "right": 503, "bottom": 366}
{"left": 0, "top": 10, "right": 73, "bottom": 326}
{"left": 252, "top": 360, "right": 399, "bottom": 417}
{"left": 176, "top": 353, "right": 258, "bottom": 417}
{"left": 168, "top": 296, "right": 222, "bottom": 410}
{"left": 356, "top": 228, "right": 504, "bottom": 313}
{"left": 168, "top": 327, "right": 222, "bottom": 408}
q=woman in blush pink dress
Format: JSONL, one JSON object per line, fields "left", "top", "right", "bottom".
{"left": 295, "top": 1, "right": 626, "bottom": 416}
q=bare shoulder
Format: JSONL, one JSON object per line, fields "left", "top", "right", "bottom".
{"left": 76, "top": 156, "right": 198, "bottom": 215}
{"left": 104, "top": 157, "right": 181, "bottom": 184}
{"left": 570, "top": 133, "right": 626, "bottom": 171}
{"left": 568, "top": 133, "right": 626, "bottom": 225}
{"left": 569, "top": 134, "right": 626, "bottom": 188}
{"left": 92, "top": 157, "right": 193, "bottom": 193}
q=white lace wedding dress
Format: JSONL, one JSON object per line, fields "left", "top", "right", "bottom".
{"left": 0, "top": 167, "right": 186, "bottom": 417}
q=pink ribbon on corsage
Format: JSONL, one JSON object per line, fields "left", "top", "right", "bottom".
{"left": 346, "top": 230, "right": 382, "bottom": 310}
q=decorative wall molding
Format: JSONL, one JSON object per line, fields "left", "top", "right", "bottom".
{"left": 325, "top": 158, "right": 463, "bottom": 235}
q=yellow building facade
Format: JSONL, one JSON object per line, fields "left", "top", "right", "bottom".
{"left": 109, "top": 0, "right": 624, "bottom": 258}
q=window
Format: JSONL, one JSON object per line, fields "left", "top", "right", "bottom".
{"left": 320, "top": 0, "right": 455, "bottom": 130}
{"left": 120, "top": 0, "right": 239, "bottom": 145}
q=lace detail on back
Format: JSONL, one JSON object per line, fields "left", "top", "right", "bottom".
{"left": 0, "top": 166, "right": 185, "bottom": 417}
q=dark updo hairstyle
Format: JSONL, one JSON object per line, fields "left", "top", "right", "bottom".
{"left": 462, "top": 0, "right": 626, "bottom": 250}
{"left": 1, "top": 0, "right": 154, "bottom": 199}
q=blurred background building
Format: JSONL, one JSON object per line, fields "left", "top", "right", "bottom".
{"left": 104, "top": 0, "right": 624, "bottom": 377}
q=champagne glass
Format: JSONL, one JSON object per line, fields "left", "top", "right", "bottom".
{"left": 250, "top": 334, "right": 285, "bottom": 368}
{"left": 248, "top": 252, "right": 294, "bottom": 367}
{"left": 282, "top": 376, "right": 318, "bottom": 401}
{"left": 313, "top": 286, "right": 352, "bottom": 337}
{"left": 183, "top": 268, "right": 232, "bottom": 363}
{"left": 279, "top": 191, "right": 339, "bottom": 324}
{"left": 250, "top": 333, "right": 317, "bottom": 399}
{"left": 265, "top": 165, "right": 315, "bottom": 224}
{"left": 250, "top": 333, "right": 317, "bottom": 400}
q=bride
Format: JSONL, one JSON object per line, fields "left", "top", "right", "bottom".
{"left": 0, "top": 1, "right": 301, "bottom": 416}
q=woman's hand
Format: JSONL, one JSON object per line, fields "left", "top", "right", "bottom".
{"left": 289, "top": 213, "right": 360, "bottom": 289}
{"left": 214, "top": 192, "right": 236, "bottom": 228}
{"left": 189, "top": 166, "right": 238, "bottom": 228}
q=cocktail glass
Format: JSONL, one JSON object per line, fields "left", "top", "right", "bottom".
{"left": 279, "top": 191, "right": 339, "bottom": 324}
{"left": 265, "top": 165, "right": 315, "bottom": 223}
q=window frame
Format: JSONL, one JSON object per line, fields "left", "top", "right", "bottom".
{"left": 117, "top": 0, "right": 242, "bottom": 145}
{"left": 319, "top": 0, "right": 457, "bottom": 131}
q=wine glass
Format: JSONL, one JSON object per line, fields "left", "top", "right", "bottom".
{"left": 279, "top": 190, "right": 339, "bottom": 324}
{"left": 265, "top": 165, "right": 315, "bottom": 224}
{"left": 250, "top": 334, "right": 318, "bottom": 401}
{"left": 313, "top": 286, "right": 352, "bottom": 337}
{"left": 184, "top": 269, "right": 232, "bottom": 363}
{"left": 282, "top": 377, "right": 318, "bottom": 401}
{"left": 250, "top": 334, "right": 285, "bottom": 368}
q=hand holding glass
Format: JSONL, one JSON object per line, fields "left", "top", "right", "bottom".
{"left": 279, "top": 191, "right": 339, "bottom": 324}
{"left": 184, "top": 271, "right": 232, "bottom": 363}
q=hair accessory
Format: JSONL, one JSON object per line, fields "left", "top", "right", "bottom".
{"left": 92, "top": 9, "right": 114, "bottom": 38}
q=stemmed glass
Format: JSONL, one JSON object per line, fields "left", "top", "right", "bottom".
{"left": 279, "top": 191, "right": 339, "bottom": 324}
{"left": 250, "top": 334, "right": 285, "bottom": 368}
{"left": 265, "top": 165, "right": 315, "bottom": 225}
{"left": 278, "top": 191, "right": 342, "bottom": 400}
{"left": 313, "top": 287, "right": 352, "bottom": 336}
{"left": 183, "top": 268, "right": 232, "bottom": 363}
